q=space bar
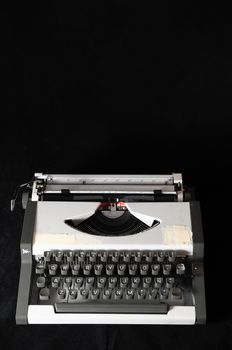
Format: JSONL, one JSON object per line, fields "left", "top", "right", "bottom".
{"left": 55, "top": 303, "right": 168, "bottom": 314}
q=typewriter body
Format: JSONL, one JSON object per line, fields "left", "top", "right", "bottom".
{"left": 15, "top": 173, "right": 206, "bottom": 324}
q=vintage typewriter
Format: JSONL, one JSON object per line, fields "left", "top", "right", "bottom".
{"left": 13, "top": 173, "right": 206, "bottom": 324}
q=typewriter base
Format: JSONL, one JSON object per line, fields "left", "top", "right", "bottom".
{"left": 27, "top": 305, "right": 195, "bottom": 324}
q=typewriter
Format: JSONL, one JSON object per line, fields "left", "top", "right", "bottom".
{"left": 13, "top": 173, "right": 206, "bottom": 324}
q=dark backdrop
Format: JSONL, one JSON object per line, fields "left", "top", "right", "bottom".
{"left": 1, "top": 3, "right": 232, "bottom": 350}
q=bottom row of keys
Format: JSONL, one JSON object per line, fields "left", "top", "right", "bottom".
{"left": 39, "top": 287, "right": 183, "bottom": 301}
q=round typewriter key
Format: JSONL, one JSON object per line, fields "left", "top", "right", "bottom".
{"left": 126, "top": 288, "right": 135, "bottom": 299}
{"left": 171, "top": 287, "right": 182, "bottom": 300}
{"left": 115, "top": 289, "right": 123, "bottom": 299}
{"left": 90, "top": 251, "right": 97, "bottom": 262}
{"left": 36, "top": 276, "right": 45, "bottom": 288}
{"left": 163, "top": 264, "right": 171, "bottom": 275}
{"left": 51, "top": 277, "right": 60, "bottom": 288}
{"left": 123, "top": 252, "right": 131, "bottom": 262}
{"left": 168, "top": 251, "right": 176, "bottom": 262}
{"left": 129, "top": 264, "right": 137, "bottom": 275}
{"left": 157, "top": 251, "right": 165, "bottom": 262}
{"left": 74, "top": 277, "right": 83, "bottom": 288}
{"left": 91, "top": 288, "right": 100, "bottom": 300}
{"left": 103, "top": 288, "right": 112, "bottom": 300}
{"left": 97, "top": 277, "right": 106, "bottom": 288}
{"left": 145, "top": 251, "right": 153, "bottom": 262}
{"left": 106, "top": 264, "right": 114, "bottom": 275}
{"left": 69, "top": 289, "right": 77, "bottom": 300}
{"left": 135, "top": 251, "right": 142, "bottom": 262}
{"left": 160, "top": 287, "right": 169, "bottom": 300}
{"left": 55, "top": 251, "right": 63, "bottom": 262}
{"left": 100, "top": 251, "right": 108, "bottom": 262}
{"left": 109, "top": 277, "right": 117, "bottom": 288}
{"left": 49, "top": 264, "right": 58, "bottom": 275}
{"left": 117, "top": 264, "right": 126, "bottom": 275}
{"left": 154, "top": 277, "right": 163, "bottom": 288}
{"left": 149, "top": 288, "right": 158, "bottom": 300}
{"left": 35, "top": 262, "right": 44, "bottom": 274}
{"left": 80, "top": 289, "right": 89, "bottom": 299}
{"left": 78, "top": 251, "right": 86, "bottom": 262}
{"left": 44, "top": 251, "right": 51, "bottom": 262}
{"left": 140, "top": 264, "right": 149, "bottom": 275}
{"left": 61, "top": 264, "right": 69, "bottom": 276}
{"left": 131, "top": 277, "right": 140, "bottom": 288}
{"left": 94, "top": 264, "right": 103, "bottom": 275}
{"left": 67, "top": 251, "right": 74, "bottom": 262}
{"left": 151, "top": 264, "right": 160, "bottom": 275}
{"left": 71, "top": 264, "right": 80, "bottom": 275}
{"left": 137, "top": 288, "right": 146, "bottom": 299}
{"left": 39, "top": 287, "right": 50, "bottom": 301}
{"left": 83, "top": 264, "right": 92, "bottom": 275}
{"left": 85, "top": 277, "right": 94, "bottom": 288}
{"left": 166, "top": 277, "right": 174, "bottom": 288}
{"left": 120, "top": 277, "right": 128, "bottom": 288}
{"left": 143, "top": 277, "right": 151, "bottom": 288}
{"left": 57, "top": 288, "right": 66, "bottom": 299}
{"left": 176, "top": 263, "right": 185, "bottom": 275}
{"left": 112, "top": 252, "right": 119, "bottom": 262}
{"left": 64, "top": 277, "right": 72, "bottom": 287}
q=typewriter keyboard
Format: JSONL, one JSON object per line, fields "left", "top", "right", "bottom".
{"left": 31, "top": 250, "right": 193, "bottom": 314}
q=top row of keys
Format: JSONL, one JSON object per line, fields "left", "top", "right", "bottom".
{"left": 43, "top": 250, "right": 178, "bottom": 263}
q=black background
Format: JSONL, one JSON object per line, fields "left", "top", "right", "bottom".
{"left": 1, "top": 2, "right": 232, "bottom": 349}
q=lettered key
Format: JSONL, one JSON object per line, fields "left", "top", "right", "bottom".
{"left": 140, "top": 264, "right": 149, "bottom": 275}
{"left": 69, "top": 289, "right": 77, "bottom": 300}
{"left": 120, "top": 277, "right": 128, "bottom": 288}
{"left": 97, "top": 277, "right": 106, "bottom": 288}
{"left": 83, "top": 264, "right": 92, "bottom": 275}
{"left": 151, "top": 264, "right": 160, "bottom": 275}
{"left": 114, "top": 288, "right": 123, "bottom": 300}
{"left": 176, "top": 263, "right": 185, "bottom": 275}
{"left": 71, "top": 264, "right": 80, "bottom": 275}
{"left": 61, "top": 264, "right": 69, "bottom": 276}
{"left": 117, "top": 264, "right": 126, "bottom": 275}
{"left": 168, "top": 251, "right": 176, "bottom": 262}
{"left": 80, "top": 289, "right": 89, "bottom": 300}
{"left": 103, "top": 288, "right": 112, "bottom": 300}
{"left": 126, "top": 288, "right": 135, "bottom": 300}
{"left": 51, "top": 277, "right": 60, "bottom": 288}
{"left": 86, "top": 277, "right": 94, "bottom": 288}
{"left": 91, "top": 288, "right": 100, "bottom": 300}
{"left": 131, "top": 277, "right": 140, "bottom": 288}
{"left": 94, "top": 264, "right": 103, "bottom": 275}
{"left": 157, "top": 251, "right": 165, "bottom": 262}
{"left": 74, "top": 277, "right": 83, "bottom": 288}
{"left": 108, "top": 277, "right": 117, "bottom": 288}
{"left": 160, "top": 287, "right": 169, "bottom": 300}
{"left": 137, "top": 288, "right": 146, "bottom": 300}
{"left": 55, "top": 251, "right": 63, "bottom": 262}
{"left": 57, "top": 288, "right": 66, "bottom": 300}
{"left": 129, "top": 264, "right": 137, "bottom": 275}
{"left": 163, "top": 264, "right": 171, "bottom": 275}
{"left": 154, "top": 277, "right": 163, "bottom": 288}
{"left": 166, "top": 277, "right": 175, "bottom": 288}
{"left": 106, "top": 264, "right": 114, "bottom": 275}
{"left": 142, "top": 277, "right": 151, "bottom": 288}
{"left": 49, "top": 264, "right": 58, "bottom": 276}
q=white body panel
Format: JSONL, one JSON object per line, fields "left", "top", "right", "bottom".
{"left": 28, "top": 305, "right": 195, "bottom": 324}
{"left": 32, "top": 202, "right": 193, "bottom": 256}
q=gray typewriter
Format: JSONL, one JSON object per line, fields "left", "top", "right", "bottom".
{"left": 13, "top": 173, "right": 206, "bottom": 324}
